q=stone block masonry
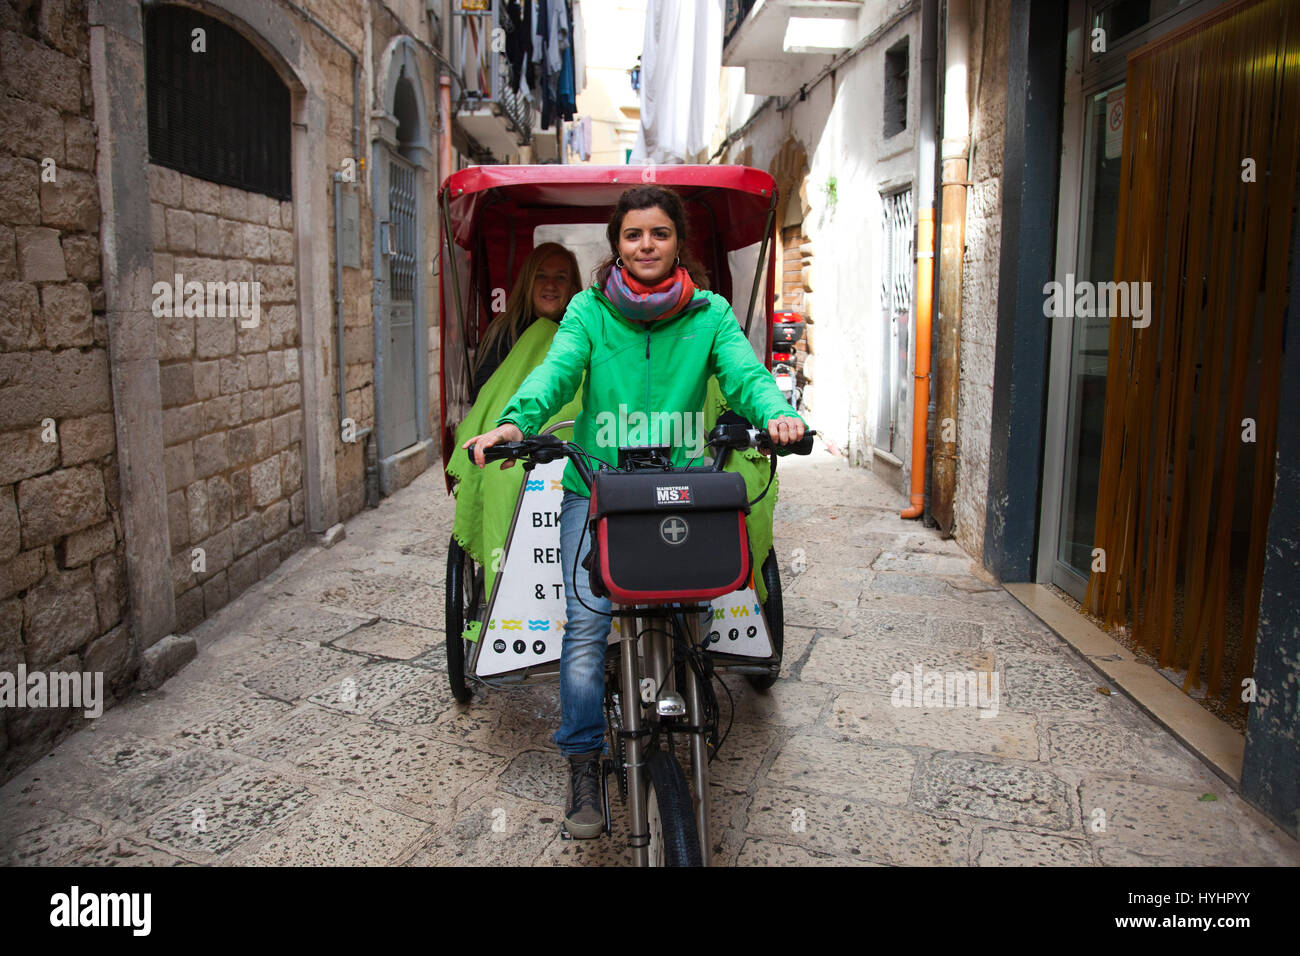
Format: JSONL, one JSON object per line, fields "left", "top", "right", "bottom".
{"left": 954, "top": 0, "right": 1010, "bottom": 565}
{"left": 0, "top": 5, "right": 130, "bottom": 779}
{"left": 0, "top": 0, "right": 448, "bottom": 792}
{"left": 150, "top": 165, "right": 305, "bottom": 630}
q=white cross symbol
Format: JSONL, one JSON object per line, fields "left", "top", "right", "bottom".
{"left": 660, "top": 516, "right": 688, "bottom": 545}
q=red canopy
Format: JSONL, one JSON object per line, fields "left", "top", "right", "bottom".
{"left": 437, "top": 165, "right": 779, "bottom": 477}
{"left": 439, "top": 164, "right": 778, "bottom": 253}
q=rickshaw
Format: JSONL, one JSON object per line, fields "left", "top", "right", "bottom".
{"left": 438, "top": 165, "right": 808, "bottom": 866}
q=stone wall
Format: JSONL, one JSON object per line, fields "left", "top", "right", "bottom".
{"left": 0, "top": 0, "right": 449, "bottom": 783}
{"left": 149, "top": 165, "right": 306, "bottom": 631}
{"left": 0, "top": 1, "right": 130, "bottom": 775}
{"left": 953, "top": 0, "right": 1009, "bottom": 564}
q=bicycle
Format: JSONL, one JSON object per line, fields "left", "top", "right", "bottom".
{"left": 451, "top": 421, "right": 814, "bottom": 866}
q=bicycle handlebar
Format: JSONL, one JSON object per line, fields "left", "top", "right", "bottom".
{"left": 470, "top": 425, "right": 817, "bottom": 490}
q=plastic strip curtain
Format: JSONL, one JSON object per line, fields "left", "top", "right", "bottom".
{"left": 1085, "top": 0, "right": 1300, "bottom": 706}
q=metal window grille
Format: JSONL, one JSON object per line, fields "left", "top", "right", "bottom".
{"left": 878, "top": 187, "right": 914, "bottom": 451}
{"left": 389, "top": 157, "right": 417, "bottom": 302}
{"left": 145, "top": 5, "right": 291, "bottom": 200}
{"left": 883, "top": 189, "right": 914, "bottom": 317}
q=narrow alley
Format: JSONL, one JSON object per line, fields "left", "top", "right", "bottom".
{"left": 3, "top": 447, "right": 1294, "bottom": 866}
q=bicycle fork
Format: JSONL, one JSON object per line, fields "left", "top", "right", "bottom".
{"left": 616, "top": 613, "right": 712, "bottom": 867}
{"left": 617, "top": 614, "right": 651, "bottom": 867}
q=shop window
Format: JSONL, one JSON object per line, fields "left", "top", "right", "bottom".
{"left": 145, "top": 5, "right": 291, "bottom": 200}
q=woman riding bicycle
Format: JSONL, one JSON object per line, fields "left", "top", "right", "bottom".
{"left": 462, "top": 185, "right": 806, "bottom": 840}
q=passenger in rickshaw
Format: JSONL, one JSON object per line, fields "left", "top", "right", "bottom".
{"left": 446, "top": 242, "right": 584, "bottom": 618}
{"left": 472, "top": 242, "right": 583, "bottom": 393}
{"left": 462, "top": 185, "right": 807, "bottom": 840}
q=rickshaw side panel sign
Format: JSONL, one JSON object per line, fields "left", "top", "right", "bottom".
{"left": 477, "top": 460, "right": 609, "bottom": 677}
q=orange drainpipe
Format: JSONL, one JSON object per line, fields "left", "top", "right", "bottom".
{"left": 901, "top": 206, "right": 934, "bottom": 519}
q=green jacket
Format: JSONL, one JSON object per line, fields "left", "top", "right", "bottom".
{"left": 497, "top": 284, "right": 805, "bottom": 498}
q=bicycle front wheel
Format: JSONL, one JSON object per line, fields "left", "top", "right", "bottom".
{"left": 644, "top": 750, "right": 703, "bottom": 867}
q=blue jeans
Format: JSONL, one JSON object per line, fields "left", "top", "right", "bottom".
{"left": 555, "top": 490, "right": 611, "bottom": 756}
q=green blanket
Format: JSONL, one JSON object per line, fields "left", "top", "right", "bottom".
{"left": 448, "top": 319, "right": 779, "bottom": 613}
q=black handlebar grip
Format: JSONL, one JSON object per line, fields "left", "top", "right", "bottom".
{"left": 787, "top": 431, "right": 816, "bottom": 455}
{"left": 762, "top": 428, "right": 816, "bottom": 456}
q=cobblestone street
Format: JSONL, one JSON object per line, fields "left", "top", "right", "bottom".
{"left": 2, "top": 447, "right": 1296, "bottom": 866}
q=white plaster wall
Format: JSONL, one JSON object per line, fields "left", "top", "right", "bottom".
{"left": 714, "top": 3, "right": 920, "bottom": 498}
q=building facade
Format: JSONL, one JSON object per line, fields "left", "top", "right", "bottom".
{"left": 714, "top": 0, "right": 1300, "bottom": 836}
{"left": 715, "top": 0, "right": 923, "bottom": 494}
{"left": 0, "top": 0, "right": 558, "bottom": 780}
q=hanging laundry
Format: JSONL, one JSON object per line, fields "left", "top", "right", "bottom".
{"left": 564, "top": 115, "right": 591, "bottom": 161}
{"left": 535, "top": 0, "right": 555, "bottom": 130}
{"left": 572, "top": 0, "right": 586, "bottom": 95}
{"left": 632, "top": 0, "right": 723, "bottom": 163}
{"left": 503, "top": 0, "right": 529, "bottom": 93}
{"left": 547, "top": 0, "right": 569, "bottom": 74}
{"left": 532, "top": 0, "right": 545, "bottom": 64}
{"left": 556, "top": 1, "right": 576, "bottom": 122}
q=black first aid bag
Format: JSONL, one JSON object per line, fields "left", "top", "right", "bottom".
{"left": 583, "top": 470, "right": 752, "bottom": 604}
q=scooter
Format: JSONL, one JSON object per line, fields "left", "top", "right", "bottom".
{"left": 772, "top": 310, "right": 805, "bottom": 410}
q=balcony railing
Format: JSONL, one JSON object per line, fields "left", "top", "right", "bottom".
{"left": 455, "top": 0, "right": 532, "bottom": 150}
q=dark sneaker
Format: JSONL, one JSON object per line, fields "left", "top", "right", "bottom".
{"left": 564, "top": 750, "right": 604, "bottom": 839}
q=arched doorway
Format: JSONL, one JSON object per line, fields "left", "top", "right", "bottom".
{"left": 373, "top": 39, "right": 432, "bottom": 493}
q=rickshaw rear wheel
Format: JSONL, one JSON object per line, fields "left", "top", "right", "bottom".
{"left": 446, "top": 537, "right": 475, "bottom": 704}
{"left": 747, "top": 549, "right": 784, "bottom": 691}
{"left": 645, "top": 749, "right": 703, "bottom": 867}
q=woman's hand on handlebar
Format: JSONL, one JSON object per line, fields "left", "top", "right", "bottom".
{"left": 462, "top": 422, "right": 524, "bottom": 468}
{"left": 767, "top": 416, "right": 806, "bottom": 447}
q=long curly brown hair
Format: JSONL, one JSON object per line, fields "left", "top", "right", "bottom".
{"left": 595, "top": 186, "right": 710, "bottom": 290}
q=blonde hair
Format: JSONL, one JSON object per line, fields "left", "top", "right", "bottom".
{"left": 475, "top": 242, "right": 582, "bottom": 374}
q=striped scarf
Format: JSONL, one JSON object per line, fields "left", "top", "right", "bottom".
{"left": 603, "top": 264, "right": 703, "bottom": 324}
